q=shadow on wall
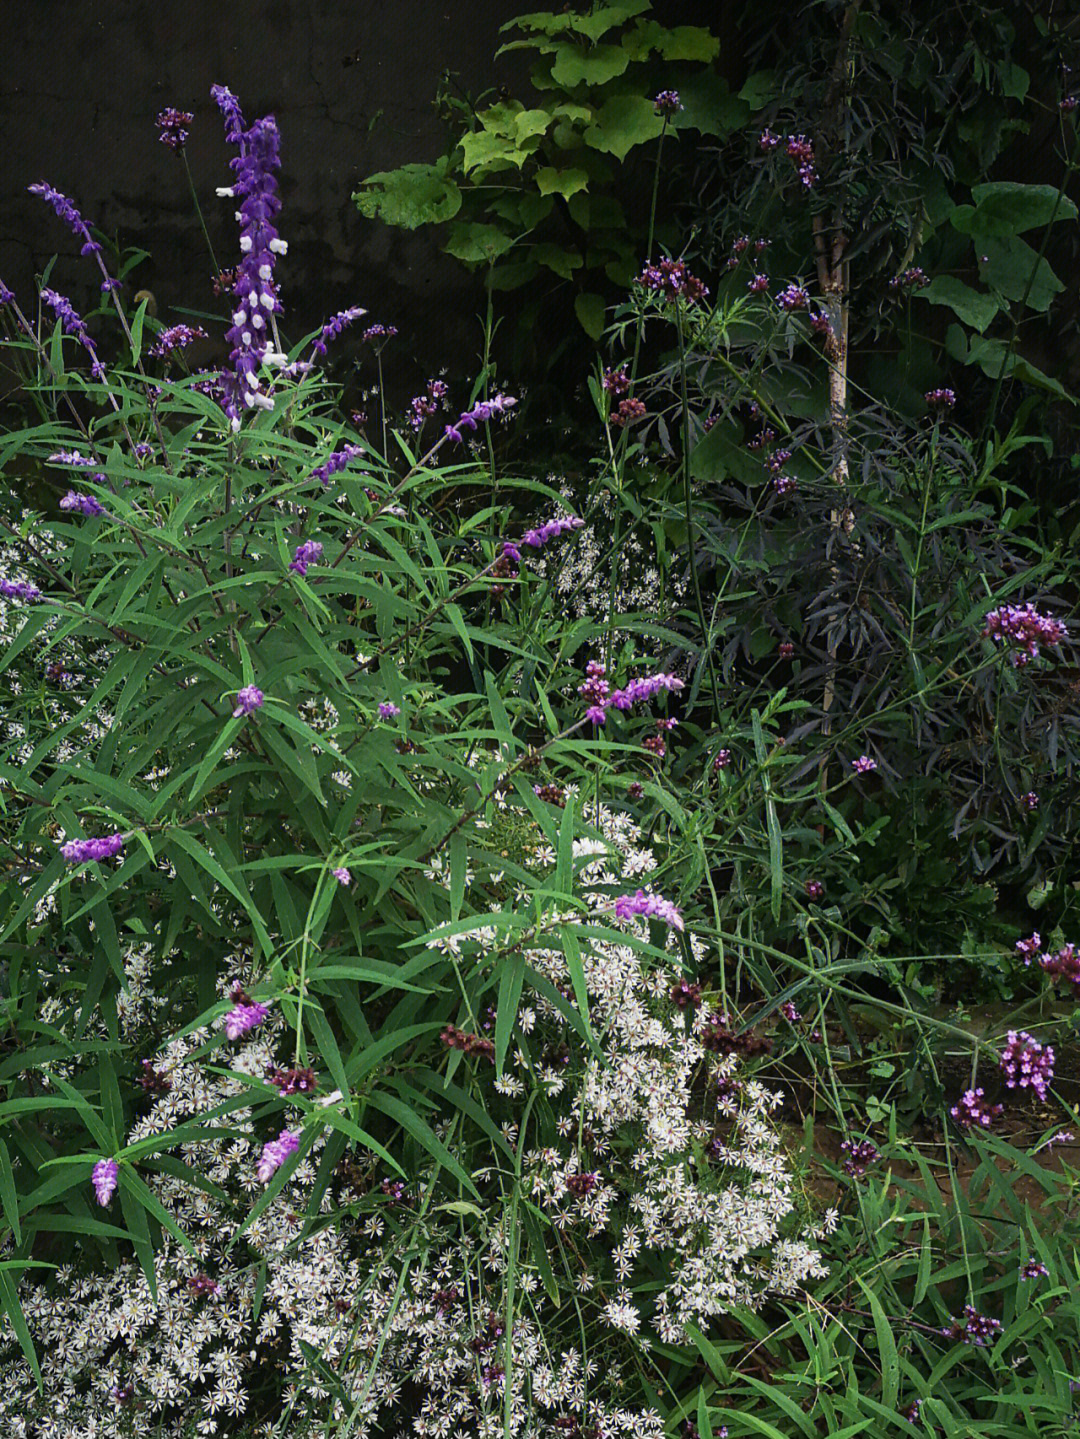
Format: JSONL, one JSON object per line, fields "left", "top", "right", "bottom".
{"left": 0, "top": 0, "right": 522, "bottom": 407}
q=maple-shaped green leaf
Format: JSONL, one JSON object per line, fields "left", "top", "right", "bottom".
{"left": 585, "top": 94, "right": 662, "bottom": 160}
{"left": 535, "top": 167, "right": 589, "bottom": 199}
{"left": 353, "top": 164, "right": 462, "bottom": 229}
{"left": 550, "top": 42, "right": 630, "bottom": 88}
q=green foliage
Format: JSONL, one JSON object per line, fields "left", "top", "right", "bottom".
{"left": 353, "top": 1, "right": 727, "bottom": 335}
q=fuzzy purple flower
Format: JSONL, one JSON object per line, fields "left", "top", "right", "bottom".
{"left": 1020, "top": 790, "right": 1039, "bottom": 811}
{"left": 311, "top": 443, "right": 364, "bottom": 489}
{"left": 713, "top": 748, "right": 732, "bottom": 770}
{"left": 61, "top": 832, "right": 124, "bottom": 864}
{"left": 0, "top": 577, "right": 41, "bottom": 602}
{"left": 312, "top": 306, "right": 367, "bottom": 357}
{"left": 47, "top": 450, "right": 95, "bottom": 467}
{"left": 232, "top": 685, "right": 264, "bottom": 717}
{"left": 28, "top": 182, "right": 102, "bottom": 256}
{"left": 0, "top": 281, "right": 13, "bottom": 306}
{"left": 444, "top": 392, "right": 517, "bottom": 442}
{"left": 40, "top": 289, "right": 106, "bottom": 379}
{"left": 377, "top": 701, "right": 401, "bottom": 719}
{"left": 288, "top": 540, "right": 323, "bottom": 576}
{"left": 92, "top": 1157, "right": 119, "bottom": 1206}
{"left": 851, "top": 754, "right": 876, "bottom": 774}
{"left": 1019, "top": 1258, "right": 1049, "bottom": 1280}
{"left": 212, "top": 87, "right": 287, "bottom": 426}
{"left": 224, "top": 997, "right": 270, "bottom": 1040}
{"left": 613, "top": 888, "right": 684, "bottom": 931}
{"left": 332, "top": 867, "right": 351, "bottom": 885}
{"left": 1000, "top": 1030, "right": 1054, "bottom": 1102}
{"left": 521, "top": 515, "right": 583, "bottom": 549}
{"left": 257, "top": 1128, "right": 300, "bottom": 1184}
{"left": 59, "top": 491, "right": 105, "bottom": 517}
{"left": 747, "top": 272, "right": 770, "bottom": 294}
{"left": 759, "top": 128, "right": 779, "bottom": 151}
{"left": 608, "top": 671, "right": 684, "bottom": 711}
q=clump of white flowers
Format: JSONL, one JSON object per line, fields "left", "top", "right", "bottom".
{"left": 0, "top": 789, "right": 825, "bottom": 1439}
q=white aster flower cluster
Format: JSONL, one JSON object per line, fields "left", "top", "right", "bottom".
{"left": 0, "top": 787, "right": 825, "bottom": 1439}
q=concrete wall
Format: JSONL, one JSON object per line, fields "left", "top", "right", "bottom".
{"left": 1, "top": 1, "right": 527, "bottom": 398}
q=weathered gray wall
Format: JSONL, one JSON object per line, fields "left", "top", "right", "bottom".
{"left": 1, "top": 1, "right": 527, "bottom": 393}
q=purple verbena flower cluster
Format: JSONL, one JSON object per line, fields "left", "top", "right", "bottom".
{"left": 312, "top": 306, "right": 367, "bottom": 357}
{"left": 288, "top": 540, "right": 323, "bottom": 576}
{"left": 332, "top": 867, "right": 351, "bottom": 885}
{"left": 211, "top": 85, "right": 287, "bottom": 426}
{"left": 982, "top": 602, "right": 1068, "bottom": 666}
{"left": 925, "top": 387, "right": 956, "bottom": 409}
{"left": 653, "top": 91, "right": 683, "bottom": 118}
{"left": 805, "top": 879, "right": 824, "bottom": 899}
{"left": 157, "top": 108, "right": 194, "bottom": 152}
{"left": 949, "top": 1087, "right": 1002, "bottom": 1130}
{"left": 784, "top": 133, "right": 817, "bottom": 187}
{"left": 889, "top": 267, "right": 929, "bottom": 291}
{"left": 1038, "top": 941, "right": 1080, "bottom": 989}
{"left": 59, "top": 491, "right": 105, "bottom": 517}
{"left": 611, "top": 396, "right": 647, "bottom": 427}
{"left": 150, "top": 323, "right": 207, "bottom": 358}
{"left": 445, "top": 393, "right": 517, "bottom": 443}
{"left": 92, "top": 1157, "right": 119, "bottom": 1206}
{"left": 1000, "top": 1030, "right": 1054, "bottom": 1102}
{"left": 943, "top": 1306, "right": 1002, "bottom": 1347}
{"left": 361, "top": 323, "right": 398, "bottom": 344}
{"left": 840, "top": 1138, "right": 880, "bottom": 1176}
{"left": 613, "top": 889, "right": 684, "bottom": 931}
{"left": 1019, "top": 1258, "right": 1049, "bottom": 1280}
{"left": 257, "top": 1128, "right": 300, "bottom": 1184}
{"left": 377, "top": 701, "right": 401, "bottom": 719}
{"left": 851, "top": 754, "right": 876, "bottom": 774}
{"left": 776, "top": 283, "right": 810, "bottom": 312}
{"left": 636, "top": 258, "right": 708, "bottom": 304}
{"left": 407, "top": 378, "right": 449, "bottom": 431}
{"left": 60, "top": 833, "right": 124, "bottom": 863}
{"left": 602, "top": 365, "right": 630, "bottom": 394}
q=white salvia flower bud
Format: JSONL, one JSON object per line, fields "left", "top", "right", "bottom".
{"left": 216, "top": 186, "right": 236, "bottom": 197}
{"left": 259, "top": 291, "right": 275, "bottom": 309}
{"left": 268, "top": 238, "right": 288, "bottom": 254}
{"left": 251, "top": 313, "right": 265, "bottom": 329}
{"left": 233, "top": 310, "right": 247, "bottom": 325}
{"left": 239, "top": 235, "right": 253, "bottom": 253}
{"left": 241, "top": 331, "right": 252, "bottom": 346}
{"left": 258, "top": 264, "right": 273, "bottom": 281}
